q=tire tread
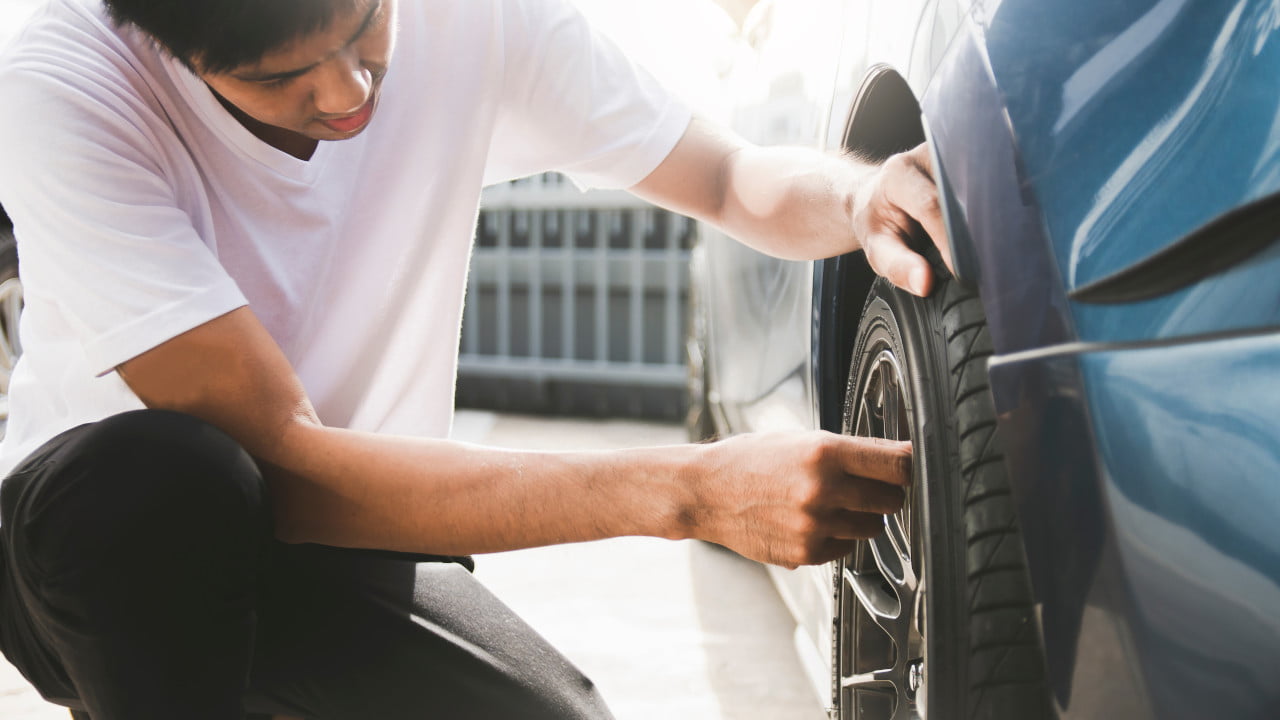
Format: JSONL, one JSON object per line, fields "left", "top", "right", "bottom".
{"left": 932, "top": 270, "right": 1050, "bottom": 720}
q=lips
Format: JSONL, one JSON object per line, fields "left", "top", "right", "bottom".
{"left": 320, "top": 99, "right": 375, "bottom": 134}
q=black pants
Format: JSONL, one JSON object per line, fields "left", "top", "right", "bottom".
{"left": 0, "top": 410, "right": 613, "bottom": 719}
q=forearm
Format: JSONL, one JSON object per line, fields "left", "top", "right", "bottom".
{"left": 120, "top": 309, "right": 911, "bottom": 568}
{"left": 633, "top": 118, "right": 946, "bottom": 295}
{"left": 717, "top": 145, "right": 874, "bottom": 260}
{"left": 264, "top": 422, "right": 702, "bottom": 554}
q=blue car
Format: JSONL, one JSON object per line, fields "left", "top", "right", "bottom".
{"left": 686, "top": 1, "right": 1280, "bottom": 718}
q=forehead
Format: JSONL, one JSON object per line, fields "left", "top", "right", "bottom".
{"left": 234, "top": 0, "right": 378, "bottom": 72}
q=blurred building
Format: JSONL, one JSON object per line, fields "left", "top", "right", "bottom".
{"left": 458, "top": 0, "right": 747, "bottom": 420}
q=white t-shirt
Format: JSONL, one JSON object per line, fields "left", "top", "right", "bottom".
{"left": 0, "top": 0, "right": 691, "bottom": 477}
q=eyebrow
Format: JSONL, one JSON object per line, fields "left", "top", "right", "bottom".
{"left": 233, "top": 0, "right": 382, "bottom": 83}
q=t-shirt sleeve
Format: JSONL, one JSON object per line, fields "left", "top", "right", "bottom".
{"left": 0, "top": 69, "right": 247, "bottom": 376}
{"left": 483, "top": 0, "right": 693, "bottom": 190}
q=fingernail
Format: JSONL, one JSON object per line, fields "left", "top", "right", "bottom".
{"left": 910, "top": 267, "right": 929, "bottom": 296}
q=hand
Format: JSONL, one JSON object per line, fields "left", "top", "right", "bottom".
{"left": 852, "top": 142, "right": 952, "bottom": 297}
{"left": 691, "top": 431, "right": 911, "bottom": 568}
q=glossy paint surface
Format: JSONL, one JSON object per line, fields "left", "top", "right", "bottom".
{"left": 1083, "top": 332, "right": 1280, "bottom": 719}
{"left": 974, "top": 0, "right": 1280, "bottom": 344}
{"left": 922, "top": 24, "right": 1077, "bottom": 357}
{"left": 987, "top": 351, "right": 1153, "bottom": 719}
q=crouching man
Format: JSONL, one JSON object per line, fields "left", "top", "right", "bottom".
{"left": 0, "top": 0, "right": 946, "bottom": 717}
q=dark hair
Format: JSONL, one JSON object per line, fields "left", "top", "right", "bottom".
{"left": 103, "top": 0, "right": 361, "bottom": 74}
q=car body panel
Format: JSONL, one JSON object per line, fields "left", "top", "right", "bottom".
{"left": 968, "top": 0, "right": 1280, "bottom": 345}
{"left": 1084, "top": 332, "right": 1280, "bottom": 718}
{"left": 987, "top": 329, "right": 1280, "bottom": 720}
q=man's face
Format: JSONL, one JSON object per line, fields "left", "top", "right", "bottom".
{"left": 198, "top": 0, "right": 398, "bottom": 145}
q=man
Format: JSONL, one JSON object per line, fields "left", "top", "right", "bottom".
{"left": 0, "top": 0, "right": 948, "bottom": 717}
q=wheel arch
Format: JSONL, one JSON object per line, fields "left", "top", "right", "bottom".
{"left": 813, "top": 64, "right": 924, "bottom": 433}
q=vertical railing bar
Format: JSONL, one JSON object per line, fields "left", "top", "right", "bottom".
{"left": 496, "top": 209, "right": 511, "bottom": 359}
{"left": 562, "top": 210, "right": 576, "bottom": 361}
{"left": 629, "top": 209, "right": 646, "bottom": 365}
{"left": 664, "top": 214, "right": 681, "bottom": 366}
{"left": 594, "top": 210, "right": 609, "bottom": 364}
{"left": 462, "top": 215, "right": 486, "bottom": 357}
{"left": 530, "top": 210, "right": 543, "bottom": 361}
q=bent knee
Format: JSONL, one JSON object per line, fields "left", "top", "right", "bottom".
{"left": 85, "top": 410, "right": 263, "bottom": 507}
{"left": 18, "top": 410, "right": 270, "bottom": 564}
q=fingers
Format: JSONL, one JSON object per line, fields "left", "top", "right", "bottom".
{"left": 827, "top": 474, "right": 906, "bottom": 515}
{"left": 825, "top": 510, "right": 889, "bottom": 541}
{"left": 790, "top": 515, "right": 888, "bottom": 567}
{"left": 858, "top": 143, "right": 954, "bottom": 296}
{"left": 707, "top": 431, "right": 915, "bottom": 568}
{"left": 826, "top": 434, "right": 913, "bottom": 486}
{"left": 863, "top": 230, "right": 935, "bottom": 297}
{"left": 893, "top": 145, "right": 952, "bottom": 272}
{"left": 810, "top": 537, "right": 859, "bottom": 566}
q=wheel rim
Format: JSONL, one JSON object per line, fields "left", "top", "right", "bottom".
{"left": 838, "top": 346, "right": 926, "bottom": 720}
{"left": 0, "top": 276, "right": 24, "bottom": 434}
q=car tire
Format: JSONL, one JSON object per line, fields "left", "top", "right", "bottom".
{"left": 0, "top": 223, "right": 22, "bottom": 439}
{"left": 832, "top": 268, "right": 1050, "bottom": 719}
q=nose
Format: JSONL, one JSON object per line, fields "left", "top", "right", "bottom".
{"left": 313, "top": 49, "right": 372, "bottom": 116}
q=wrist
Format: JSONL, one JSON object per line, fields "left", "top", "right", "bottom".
{"left": 667, "top": 441, "right": 720, "bottom": 542}
{"left": 644, "top": 442, "right": 713, "bottom": 542}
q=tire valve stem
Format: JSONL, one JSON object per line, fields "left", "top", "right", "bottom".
{"left": 908, "top": 661, "right": 924, "bottom": 694}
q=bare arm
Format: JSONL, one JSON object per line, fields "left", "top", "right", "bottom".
{"left": 630, "top": 116, "right": 951, "bottom": 296}
{"left": 118, "top": 307, "right": 909, "bottom": 568}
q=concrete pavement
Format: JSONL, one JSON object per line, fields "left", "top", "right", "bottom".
{"left": 1, "top": 412, "right": 826, "bottom": 719}
{"left": 463, "top": 412, "right": 826, "bottom": 720}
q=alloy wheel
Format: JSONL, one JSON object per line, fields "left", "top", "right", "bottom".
{"left": 836, "top": 346, "right": 926, "bottom": 720}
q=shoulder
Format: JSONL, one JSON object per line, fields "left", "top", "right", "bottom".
{"left": 0, "top": 0, "right": 180, "bottom": 168}
{"left": 0, "top": 0, "right": 168, "bottom": 122}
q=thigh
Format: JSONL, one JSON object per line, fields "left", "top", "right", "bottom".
{"left": 244, "top": 544, "right": 614, "bottom": 720}
{"left": 1, "top": 410, "right": 271, "bottom": 718}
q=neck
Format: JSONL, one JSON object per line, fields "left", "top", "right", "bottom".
{"left": 211, "top": 90, "right": 319, "bottom": 161}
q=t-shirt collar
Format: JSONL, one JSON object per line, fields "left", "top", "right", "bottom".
{"left": 161, "top": 52, "right": 334, "bottom": 182}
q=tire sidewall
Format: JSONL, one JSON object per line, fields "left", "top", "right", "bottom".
{"left": 839, "top": 278, "right": 967, "bottom": 718}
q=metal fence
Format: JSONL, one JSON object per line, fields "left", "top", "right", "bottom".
{"left": 457, "top": 173, "right": 693, "bottom": 419}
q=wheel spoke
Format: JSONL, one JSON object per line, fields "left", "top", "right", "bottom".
{"left": 842, "top": 666, "right": 896, "bottom": 690}
{"left": 844, "top": 566, "right": 900, "bottom": 631}
{"left": 883, "top": 513, "right": 917, "bottom": 591}
{"left": 884, "top": 370, "right": 900, "bottom": 441}
{"left": 869, "top": 530, "right": 904, "bottom": 588}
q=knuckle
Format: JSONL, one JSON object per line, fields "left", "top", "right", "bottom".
{"left": 795, "top": 477, "right": 825, "bottom": 508}
{"left": 791, "top": 512, "right": 821, "bottom": 539}
{"left": 877, "top": 489, "right": 906, "bottom": 516}
{"left": 802, "top": 436, "right": 832, "bottom": 466}
{"left": 849, "top": 514, "right": 882, "bottom": 540}
{"left": 883, "top": 153, "right": 908, "bottom": 174}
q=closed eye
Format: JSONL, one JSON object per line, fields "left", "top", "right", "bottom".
{"left": 256, "top": 75, "right": 300, "bottom": 89}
